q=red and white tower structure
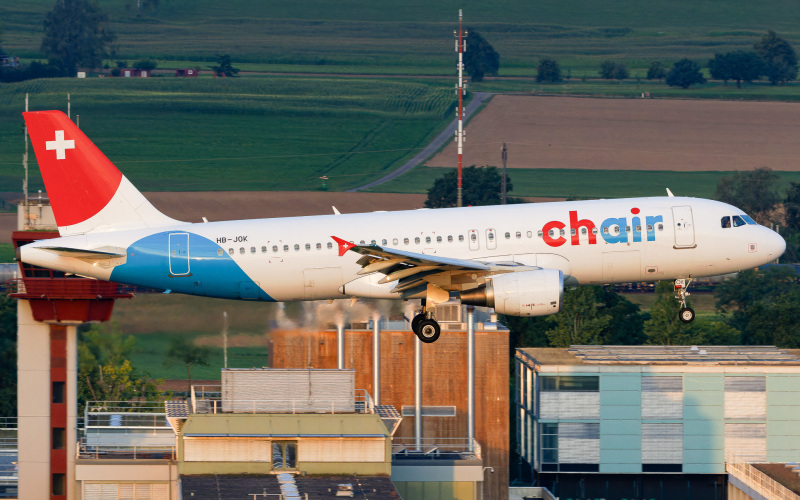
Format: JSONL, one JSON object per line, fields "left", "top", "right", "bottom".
{"left": 455, "top": 10, "right": 467, "bottom": 208}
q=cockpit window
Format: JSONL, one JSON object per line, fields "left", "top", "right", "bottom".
{"left": 741, "top": 215, "right": 757, "bottom": 225}
{"left": 721, "top": 216, "right": 731, "bottom": 228}
{"left": 732, "top": 215, "right": 746, "bottom": 227}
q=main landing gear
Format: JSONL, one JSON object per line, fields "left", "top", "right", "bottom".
{"left": 674, "top": 278, "right": 695, "bottom": 323}
{"left": 411, "top": 311, "right": 441, "bottom": 343}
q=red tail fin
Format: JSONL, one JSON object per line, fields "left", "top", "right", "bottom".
{"left": 24, "top": 111, "right": 179, "bottom": 235}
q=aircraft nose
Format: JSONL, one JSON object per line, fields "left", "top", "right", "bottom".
{"left": 766, "top": 228, "right": 786, "bottom": 259}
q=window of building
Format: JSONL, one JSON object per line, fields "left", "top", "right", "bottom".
{"left": 725, "top": 377, "right": 766, "bottom": 419}
{"left": 642, "top": 423, "right": 683, "bottom": 471}
{"left": 540, "top": 375, "right": 599, "bottom": 391}
{"left": 52, "top": 427, "right": 66, "bottom": 450}
{"left": 272, "top": 441, "right": 297, "bottom": 469}
{"left": 52, "top": 473, "right": 66, "bottom": 496}
{"left": 642, "top": 376, "right": 683, "bottom": 420}
{"left": 540, "top": 422, "right": 600, "bottom": 472}
{"left": 52, "top": 382, "right": 65, "bottom": 404}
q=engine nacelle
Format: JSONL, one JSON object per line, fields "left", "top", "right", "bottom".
{"left": 460, "top": 269, "right": 563, "bottom": 316}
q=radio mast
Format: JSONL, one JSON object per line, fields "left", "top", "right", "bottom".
{"left": 455, "top": 10, "right": 467, "bottom": 207}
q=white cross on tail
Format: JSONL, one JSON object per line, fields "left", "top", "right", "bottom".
{"left": 46, "top": 130, "right": 75, "bottom": 160}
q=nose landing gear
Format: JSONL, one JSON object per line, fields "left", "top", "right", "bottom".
{"left": 674, "top": 278, "right": 695, "bottom": 323}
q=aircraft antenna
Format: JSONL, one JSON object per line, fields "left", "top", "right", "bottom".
{"left": 455, "top": 10, "right": 467, "bottom": 207}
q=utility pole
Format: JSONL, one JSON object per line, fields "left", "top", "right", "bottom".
{"left": 501, "top": 143, "right": 507, "bottom": 205}
{"left": 22, "top": 94, "right": 29, "bottom": 229}
{"left": 455, "top": 10, "right": 467, "bottom": 207}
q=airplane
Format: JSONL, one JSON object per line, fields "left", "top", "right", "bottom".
{"left": 19, "top": 110, "right": 786, "bottom": 343}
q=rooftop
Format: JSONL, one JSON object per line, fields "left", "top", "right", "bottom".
{"left": 181, "top": 474, "right": 400, "bottom": 499}
{"left": 519, "top": 346, "right": 800, "bottom": 366}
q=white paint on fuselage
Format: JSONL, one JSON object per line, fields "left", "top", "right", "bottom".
{"left": 21, "top": 196, "right": 785, "bottom": 302}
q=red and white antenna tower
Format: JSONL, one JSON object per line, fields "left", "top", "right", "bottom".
{"left": 455, "top": 10, "right": 467, "bottom": 207}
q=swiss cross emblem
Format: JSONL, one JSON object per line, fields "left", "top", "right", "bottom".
{"left": 45, "top": 130, "right": 75, "bottom": 160}
{"left": 331, "top": 236, "right": 356, "bottom": 256}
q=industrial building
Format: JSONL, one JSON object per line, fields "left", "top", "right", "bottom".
{"left": 515, "top": 345, "right": 800, "bottom": 500}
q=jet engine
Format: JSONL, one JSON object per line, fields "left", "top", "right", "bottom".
{"left": 459, "top": 269, "right": 563, "bottom": 316}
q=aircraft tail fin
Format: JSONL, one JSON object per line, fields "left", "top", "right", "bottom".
{"left": 23, "top": 110, "right": 181, "bottom": 236}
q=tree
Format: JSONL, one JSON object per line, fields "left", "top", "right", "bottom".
{"left": 40, "top": 0, "right": 116, "bottom": 76}
{"left": 599, "top": 60, "right": 629, "bottom": 81}
{"left": 165, "top": 337, "right": 211, "bottom": 393}
{"left": 536, "top": 58, "right": 562, "bottom": 83}
{"left": 463, "top": 30, "right": 499, "bottom": 82}
{"left": 714, "top": 167, "right": 780, "bottom": 224}
{"left": 785, "top": 182, "right": 800, "bottom": 230}
{"left": 709, "top": 51, "right": 763, "bottom": 88}
{"left": 78, "top": 324, "right": 162, "bottom": 409}
{"left": 716, "top": 267, "right": 800, "bottom": 347}
{"left": 134, "top": 58, "right": 157, "bottom": 71}
{"left": 0, "top": 293, "right": 17, "bottom": 417}
{"left": 754, "top": 30, "right": 798, "bottom": 85}
{"left": 546, "top": 287, "right": 611, "bottom": 347}
{"left": 643, "top": 281, "right": 704, "bottom": 345}
{"left": 209, "top": 54, "right": 239, "bottom": 77}
{"left": 665, "top": 59, "right": 706, "bottom": 88}
{"left": 646, "top": 61, "right": 667, "bottom": 80}
{"left": 424, "top": 166, "right": 523, "bottom": 208}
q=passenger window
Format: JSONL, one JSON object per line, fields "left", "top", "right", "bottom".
{"left": 294, "top": 244, "right": 300, "bottom": 251}
{"left": 382, "top": 239, "right": 387, "bottom": 245}
{"left": 560, "top": 229, "right": 566, "bottom": 236}
{"left": 570, "top": 229, "right": 576, "bottom": 236}
{"left": 273, "top": 245, "right": 278, "bottom": 252}
{"left": 283, "top": 245, "right": 289, "bottom": 252}
{"left": 603, "top": 227, "right": 609, "bottom": 234}
{"left": 240, "top": 247, "right": 245, "bottom": 254}
{"left": 261, "top": 246, "right": 267, "bottom": 253}
{"left": 436, "top": 236, "right": 442, "bottom": 243}
{"left": 625, "top": 226, "right": 631, "bottom": 232}
{"left": 448, "top": 235, "right": 453, "bottom": 242}
{"left": 305, "top": 243, "right": 311, "bottom": 250}
{"left": 404, "top": 238, "right": 410, "bottom": 245}
{"left": 316, "top": 243, "right": 322, "bottom": 250}
{"left": 516, "top": 231, "right": 522, "bottom": 239}
{"left": 415, "top": 237, "right": 420, "bottom": 244}
{"left": 527, "top": 231, "right": 532, "bottom": 238}
{"left": 371, "top": 240, "right": 376, "bottom": 245}
{"left": 489, "top": 233, "right": 495, "bottom": 241}
{"left": 504, "top": 232, "right": 510, "bottom": 239}
{"left": 393, "top": 238, "right": 399, "bottom": 245}
{"left": 657, "top": 223, "right": 664, "bottom": 231}
{"left": 732, "top": 215, "right": 746, "bottom": 227}
{"left": 250, "top": 247, "right": 256, "bottom": 254}
{"left": 470, "top": 234, "right": 477, "bottom": 241}
{"left": 459, "top": 235, "right": 464, "bottom": 242}
{"left": 360, "top": 240, "right": 365, "bottom": 245}
{"left": 636, "top": 225, "right": 641, "bottom": 232}
{"left": 327, "top": 242, "right": 333, "bottom": 249}
{"left": 721, "top": 216, "right": 731, "bottom": 228}
{"left": 646, "top": 225, "right": 653, "bottom": 232}
{"left": 425, "top": 236, "right": 431, "bottom": 244}
{"left": 592, "top": 228, "right": 598, "bottom": 235}
{"left": 537, "top": 230, "right": 543, "bottom": 238}
{"left": 229, "top": 248, "right": 234, "bottom": 255}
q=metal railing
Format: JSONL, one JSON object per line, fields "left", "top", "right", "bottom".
{"left": 0, "top": 418, "right": 16, "bottom": 453}
{"left": 6, "top": 277, "right": 137, "bottom": 299}
{"left": 391, "top": 437, "right": 481, "bottom": 460}
{"left": 726, "top": 452, "right": 800, "bottom": 500}
{"left": 77, "top": 440, "right": 176, "bottom": 460}
{"left": 191, "top": 386, "right": 375, "bottom": 415}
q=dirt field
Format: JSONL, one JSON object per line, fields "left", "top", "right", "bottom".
{"left": 426, "top": 95, "right": 800, "bottom": 172}
{"left": 0, "top": 191, "right": 428, "bottom": 243}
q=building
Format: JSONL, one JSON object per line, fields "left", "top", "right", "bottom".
{"left": 515, "top": 345, "right": 800, "bottom": 500}
{"left": 269, "top": 313, "right": 509, "bottom": 500}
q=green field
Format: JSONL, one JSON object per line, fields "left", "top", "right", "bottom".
{"left": 4, "top": 0, "right": 800, "bottom": 75}
{"left": 0, "top": 77, "right": 454, "bottom": 192}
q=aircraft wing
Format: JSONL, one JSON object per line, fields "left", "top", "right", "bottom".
{"left": 332, "top": 236, "right": 535, "bottom": 297}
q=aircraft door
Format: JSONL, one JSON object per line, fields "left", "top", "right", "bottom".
{"left": 468, "top": 229, "right": 480, "bottom": 251}
{"left": 672, "top": 206, "right": 696, "bottom": 248}
{"left": 486, "top": 229, "right": 497, "bottom": 250}
{"left": 168, "top": 232, "right": 190, "bottom": 276}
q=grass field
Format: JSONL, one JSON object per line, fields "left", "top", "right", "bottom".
{"left": 4, "top": 0, "right": 800, "bottom": 76}
{"left": 0, "top": 77, "right": 454, "bottom": 192}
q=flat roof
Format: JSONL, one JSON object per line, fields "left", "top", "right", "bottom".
{"left": 518, "top": 346, "right": 800, "bottom": 366}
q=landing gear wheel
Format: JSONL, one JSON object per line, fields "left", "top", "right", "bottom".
{"left": 411, "top": 313, "right": 426, "bottom": 334}
{"left": 416, "top": 319, "right": 441, "bottom": 343}
{"left": 679, "top": 307, "right": 695, "bottom": 324}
